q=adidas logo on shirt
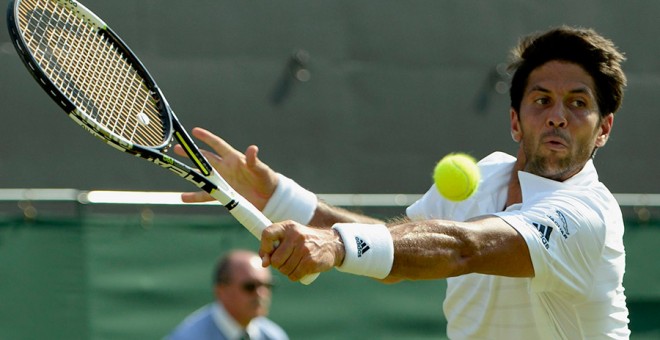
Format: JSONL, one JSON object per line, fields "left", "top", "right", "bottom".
{"left": 355, "top": 237, "right": 370, "bottom": 257}
{"left": 533, "top": 222, "right": 553, "bottom": 249}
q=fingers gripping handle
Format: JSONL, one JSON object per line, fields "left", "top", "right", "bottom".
{"left": 227, "top": 196, "right": 320, "bottom": 285}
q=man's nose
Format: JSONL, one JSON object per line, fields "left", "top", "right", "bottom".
{"left": 547, "top": 103, "right": 568, "bottom": 128}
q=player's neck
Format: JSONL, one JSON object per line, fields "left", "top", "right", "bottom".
{"left": 505, "top": 172, "right": 522, "bottom": 209}
{"left": 504, "top": 149, "right": 526, "bottom": 209}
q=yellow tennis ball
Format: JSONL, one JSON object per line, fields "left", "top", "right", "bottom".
{"left": 433, "top": 153, "right": 480, "bottom": 201}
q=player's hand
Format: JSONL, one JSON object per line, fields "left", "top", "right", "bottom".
{"left": 174, "top": 127, "right": 278, "bottom": 210}
{"left": 259, "top": 221, "right": 345, "bottom": 282}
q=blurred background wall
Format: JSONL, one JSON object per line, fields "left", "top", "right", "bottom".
{"left": 1, "top": 1, "right": 659, "bottom": 339}
{"left": 1, "top": 0, "right": 658, "bottom": 194}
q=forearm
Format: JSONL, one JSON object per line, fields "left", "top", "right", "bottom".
{"left": 386, "top": 219, "right": 474, "bottom": 280}
{"left": 385, "top": 216, "right": 533, "bottom": 280}
{"left": 309, "top": 200, "right": 385, "bottom": 227}
{"left": 263, "top": 174, "right": 383, "bottom": 227}
{"left": 327, "top": 216, "right": 533, "bottom": 282}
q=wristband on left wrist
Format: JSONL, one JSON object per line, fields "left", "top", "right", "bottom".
{"left": 332, "top": 223, "right": 394, "bottom": 279}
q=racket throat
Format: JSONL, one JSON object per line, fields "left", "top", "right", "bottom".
{"left": 174, "top": 131, "right": 212, "bottom": 176}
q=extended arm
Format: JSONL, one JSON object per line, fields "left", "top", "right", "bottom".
{"left": 387, "top": 216, "right": 533, "bottom": 280}
{"left": 260, "top": 215, "right": 534, "bottom": 282}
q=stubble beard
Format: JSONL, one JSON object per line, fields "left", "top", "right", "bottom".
{"left": 523, "top": 139, "right": 594, "bottom": 182}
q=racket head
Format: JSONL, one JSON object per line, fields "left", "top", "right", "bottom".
{"left": 7, "top": 0, "right": 173, "bottom": 152}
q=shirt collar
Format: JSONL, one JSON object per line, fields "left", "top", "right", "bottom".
{"left": 211, "top": 302, "right": 256, "bottom": 340}
{"left": 518, "top": 159, "right": 599, "bottom": 202}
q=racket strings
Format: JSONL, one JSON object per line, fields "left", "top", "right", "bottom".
{"left": 17, "top": 0, "right": 166, "bottom": 147}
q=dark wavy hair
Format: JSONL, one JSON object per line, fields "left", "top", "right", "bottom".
{"left": 508, "top": 26, "right": 627, "bottom": 117}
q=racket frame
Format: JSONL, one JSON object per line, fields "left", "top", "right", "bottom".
{"left": 8, "top": 0, "right": 243, "bottom": 208}
{"left": 7, "top": 0, "right": 319, "bottom": 283}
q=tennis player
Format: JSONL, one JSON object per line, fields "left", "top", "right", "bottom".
{"left": 178, "top": 26, "right": 630, "bottom": 339}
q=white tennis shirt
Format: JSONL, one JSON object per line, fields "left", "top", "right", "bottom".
{"left": 406, "top": 152, "right": 630, "bottom": 339}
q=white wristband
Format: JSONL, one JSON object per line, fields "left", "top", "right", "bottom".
{"left": 332, "top": 223, "right": 394, "bottom": 279}
{"left": 262, "top": 173, "right": 317, "bottom": 224}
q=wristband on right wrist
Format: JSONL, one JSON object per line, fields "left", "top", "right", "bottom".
{"left": 262, "top": 173, "right": 317, "bottom": 224}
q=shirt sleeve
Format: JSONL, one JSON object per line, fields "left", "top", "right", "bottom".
{"left": 495, "top": 192, "right": 606, "bottom": 297}
{"left": 406, "top": 185, "right": 454, "bottom": 220}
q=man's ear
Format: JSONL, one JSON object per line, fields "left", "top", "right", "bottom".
{"left": 510, "top": 108, "right": 522, "bottom": 143}
{"left": 595, "top": 113, "right": 614, "bottom": 148}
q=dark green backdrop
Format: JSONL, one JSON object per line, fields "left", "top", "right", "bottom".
{"left": 0, "top": 209, "right": 658, "bottom": 339}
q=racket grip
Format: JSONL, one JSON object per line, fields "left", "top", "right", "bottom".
{"left": 227, "top": 197, "right": 320, "bottom": 285}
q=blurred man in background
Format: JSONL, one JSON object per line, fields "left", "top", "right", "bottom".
{"left": 168, "top": 249, "right": 288, "bottom": 340}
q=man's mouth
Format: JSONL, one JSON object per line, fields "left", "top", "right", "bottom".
{"left": 541, "top": 132, "right": 569, "bottom": 150}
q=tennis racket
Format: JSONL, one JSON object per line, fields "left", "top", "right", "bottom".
{"left": 7, "top": 0, "right": 319, "bottom": 285}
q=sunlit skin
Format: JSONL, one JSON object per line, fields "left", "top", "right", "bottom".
{"left": 510, "top": 61, "right": 614, "bottom": 182}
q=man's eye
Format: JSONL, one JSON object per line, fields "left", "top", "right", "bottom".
{"left": 534, "top": 98, "right": 549, "bottom": 105}
{"left": 571, "top": 99, "right": 587, "bottom": 108}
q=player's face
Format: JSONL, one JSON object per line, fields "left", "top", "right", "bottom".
{"left": 510, "top": 61, "right": 613, "bottom": 181}
{"left": 216, "top": 256, "right": 273, "bottom": 326}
